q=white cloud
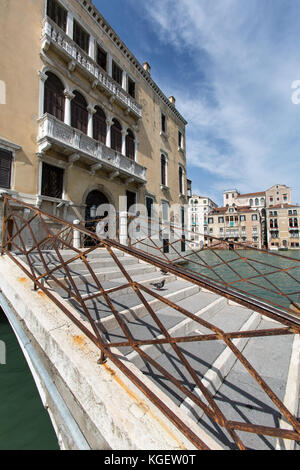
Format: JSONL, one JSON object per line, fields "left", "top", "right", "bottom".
{"left": 142, "top": 0, "right": 300, "bottom": 202}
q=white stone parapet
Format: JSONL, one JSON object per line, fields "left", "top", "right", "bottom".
{"left": 37, "top": 114, "right": 147, "bottom": 183}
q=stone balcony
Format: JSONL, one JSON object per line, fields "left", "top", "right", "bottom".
{"left": 37, "top": 114, "right": 147, "bottom": 184}
{"left": 41, "top": 17, "right": 142, "bottom": 120}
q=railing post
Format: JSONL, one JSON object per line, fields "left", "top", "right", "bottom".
{"left": 73, "top": 219, "right": 81, "bottom": 250}
{"left": 119, "top": 211, "right": 128, "bottom": 246}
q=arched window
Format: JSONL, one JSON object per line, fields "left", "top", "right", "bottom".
{"left": 93, "top": 106, "right": 106, "bottom": 144}
{"left": 111, "top": 119, "right": 122, "bottom": 153}
{"left": 44, "top": 71, "right": 65, "bottom": 121}
{"left": 260, "top": 198, "right": 265, "bottom": 205}
{"left": 125, "top": 129, "right": 135, "bottom": 160}
{"left": 161, "top": 154, "right": 167, "bottom": 186}
{"left": 179, "top": 166, "right": 183, "bottom": 194}
{"left": 71, "top": 91, "right": 88, "bottom": 134}
{"left": 250, "top": 199, "right": 253, "bottom": 207}
{"left": 255, "top": 198, "right": 259, "bottom": 206}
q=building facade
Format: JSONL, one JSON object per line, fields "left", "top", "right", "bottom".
{"left": 207, "top": 205, "right": 262, "bottom": 249}
{"left": 0, "top": 0, "right": 188, "bottom": 231}
{"left": 222, "top": 186, "right": 299, "bottom": 250}
{"left": 187, "top": 195, "right": 218, "bottom": 249}
{"left": 267, "top": 204, "right": 300, "bottom": 250}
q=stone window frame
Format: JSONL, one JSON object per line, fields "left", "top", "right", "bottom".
{"left": 0, "top": 138, "right": 21, "bottom": 193}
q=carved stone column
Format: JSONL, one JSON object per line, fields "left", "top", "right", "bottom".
{"left": 64, "top": 90, "right": 75, "bottom": 126}
{"left": 87, "top": 105, "right": 96, "bottom": 139}
{"left": 106, "top": 117, "right": 114, "bottom": 148}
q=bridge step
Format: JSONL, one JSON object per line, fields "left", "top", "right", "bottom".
{"left": 13, "top": 247, "right": 299, "bottom": 450}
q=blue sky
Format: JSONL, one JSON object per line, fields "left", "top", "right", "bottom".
{"left": 94, "top": 0, "right": 300, "bottom": 206}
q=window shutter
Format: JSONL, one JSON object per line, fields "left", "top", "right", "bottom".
{"left": 47, "top": 0, "right": 67, "bottom": 32}
{"left": 125, "top": 131, "right": 135, "bottom": 160}
{"left": 97, "top": 47, "right": 107, "bottom": 71}
{"left": 93, "top": 107, "right": 106, "bottom": 144}
{"left": 73, "top": 21, "right": 90, "bottom": 53}
{"left": 0, "top": 149, "right": 12, "bottom": 189}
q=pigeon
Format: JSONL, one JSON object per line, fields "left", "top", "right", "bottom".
{"left": 151, "top": 280, "right": 166, "bottom": 290}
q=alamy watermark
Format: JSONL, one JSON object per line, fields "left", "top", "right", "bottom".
{"left": 0, "top": 80, "right": 6, "bottom": 105}
{"left": 0, "top": 340, "right": 6, "bottom": 365}
{"left": 90, "top": 199, "right": 189, "bottom": 243}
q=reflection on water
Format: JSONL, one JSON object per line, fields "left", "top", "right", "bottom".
{"left": 185, "top": 249, "right": 300, "bottom": 312}
{"left": 0, "top": 311, "right": 59, "bottom": 450}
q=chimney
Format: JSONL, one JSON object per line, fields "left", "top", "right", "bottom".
{"left": 143, "top": 62, "right": 151, "bottom": 75}
{"left": 169, "top": 96, "right": 176, "bottom": 106}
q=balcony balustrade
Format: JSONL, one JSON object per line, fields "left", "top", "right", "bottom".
{"left": 37, "top": 114, "right": 147, "bottom": 183}
{"left": 41, "top": 17, "right": 142, "bottom": 119}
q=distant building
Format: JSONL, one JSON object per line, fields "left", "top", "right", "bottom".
{"left": 221, "top": 185, "right": 299, "bottom": 250}
{"left": 188, "top": 195, "right": 218, "bottom": 249}
{"left": 267, "top": 204, "right": 299, "bottom": 250}
{"left": 207, "top": 205, "right": 262, "bottom": 249}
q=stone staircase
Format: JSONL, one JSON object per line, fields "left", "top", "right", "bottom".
{"left": 18, "top": 247, "right": 299, "bottom": 451}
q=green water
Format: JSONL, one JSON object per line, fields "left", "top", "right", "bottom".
{"left": 185, "top": 249, "right": 300, "bottom": 313}
{"left": 0, "top": 311, "right": 59, "bottom": 450}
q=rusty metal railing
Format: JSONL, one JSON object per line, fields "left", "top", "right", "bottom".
{"left": 1, "top": 195, "right": 300, "bottom": 450}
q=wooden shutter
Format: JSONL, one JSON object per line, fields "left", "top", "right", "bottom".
{"left": 161, "top": 155, "right": 166, "bottom": 186}
{"left": 0, "top": 149, "right": 12, "bottom": 189}
{"left": 71, "top": 92, "right": 88, "bottom": 134}
{"left": 97, "top": 47, "right": 107, "bottom": 71}
{"left": 125, "top": 131, "right": 135, "bottom": 160}
{"left": 179, "top": 166, "right": 183, "bottom": 194}
{"left": 128, "top": 78, "right": 135, "bottom": 99}
{"left": 47, "top": 0, "right": 67, "bottom": 31}
{"left": 111, "top": 120, "right": 122, "bottom": 153}
{"left": 93, "top": 107, "right": 106, "bottom": 144}
{"left": 73, "top": 21, "right": 90, "bottom": 53}
{"left": 112, "top": 62, "right": 123, "bottom": 86}
{"left": 44, "top": 72, "right": 65, "bottom": 121}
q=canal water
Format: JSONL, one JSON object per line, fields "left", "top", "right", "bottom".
{"left": 185, "top": 249, "right": 300, "bottom": 312}
{"left": 0, "top": 310, "right": 59, "bottom": 450}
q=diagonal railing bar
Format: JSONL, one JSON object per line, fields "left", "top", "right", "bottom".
{"left": 226, "top": 421, "right": 300, "bottom": 441}
{"left": 35, "top": 212, "right": 108, "bottom": 351}
{"left": 104, "top": 245, "right": 245, "bottom": 447}
{"left": 128, "top": 219, "right": 300, "bottom": 310}
{"left": 3, "top": 211, "right": 39, "bottom": 249}
{"left": 1, "top": 195, "right": 300, "bottom": 450}
{"left": 222, "top": 335, "right": 300, "bottom": 436}
{"left": 221, "top": 248, "right": 300, "bottom": 305}
{"left": 10, "top": 213, "right": 41, "bottom": 289}
{"left": 127, "top": 237, "right": 300, "bottom": 312}
{"left": 82, "top": 282, "right": 132, "bottom": 302}
{"left": 134, "top": 284, "right": 300, "bottom": 442}
{"left": 140, "top": 228, "right": 300, "bottom": 309}
{"left": 103, "top": 327, "right": 294, "bottom": 350}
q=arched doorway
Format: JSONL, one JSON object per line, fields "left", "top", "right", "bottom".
{"left": 85, "top": 190, "right": 109, "bottom": 221}
{"left": 84, "top": 190, "right": 110, "bottom": 246}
